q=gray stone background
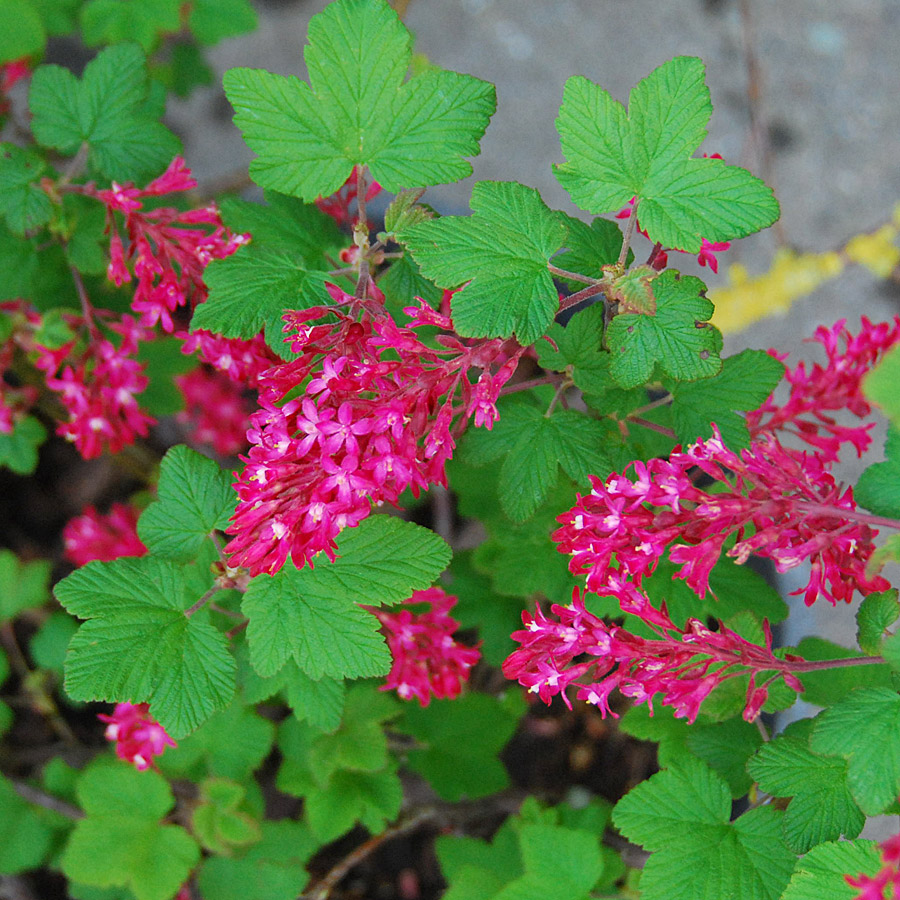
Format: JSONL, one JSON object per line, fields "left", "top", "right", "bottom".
{"left": 168, "top": 0, "right": 900, "bottom": 828}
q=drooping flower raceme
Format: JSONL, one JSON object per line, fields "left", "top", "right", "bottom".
{"left": 225, "top": 284, "right": 523, "bottom": 575}
{"left": 98, "top": 702, "right": 176, "bottom": 771}
{"left": 503, "top": 579, "right": 802, "bottom": 723}
{"left": 749, "top": 315, "right": 900, "bottom": 460}
{"left": 846, "top": 833, "right": 900, "bottom": 900}
{"left": 367, "top": 587, "right": 481, "bottom": 706}
{"left": 63, "top": 503, "right": 147, "bottom": 566}
{"left": 554, "top": 427, "right": 889, "bottom": 607}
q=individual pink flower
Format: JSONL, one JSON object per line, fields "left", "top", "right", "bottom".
{"left": 503, "top": 583, "right": 803, "bottom": 724}
{"left": 225, "top": 285, "right": 524, "bottom": 575}
{"left": 367, "top": 587, "right": 481, "bottom": 706}
{"left": 846, "top": 834, "right": 900, "bottom": 900}
{"left": 63, "top": 503, "right": 147, "bottom": 566}
{"left": 749, "top": 315, "right": 900, "bottom": 460}
{"left": 554, "top": 427, "right": 889, "bottom": 607}
{"left": 98, "top": 702, "right": 176, "bottom": 771}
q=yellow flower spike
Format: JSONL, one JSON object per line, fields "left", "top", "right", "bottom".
{"left": 844, "top": 224, "right": 900, "bottom": 278}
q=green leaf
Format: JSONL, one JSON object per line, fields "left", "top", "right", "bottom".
{"left": 191, "top": 246, "right": 329, "bottom": 358}
{"left": 857, "top": 589, "right": 900, "bottom": 656}
{"left": 0, "top": 550, "right": 50, "bottom": 622}
{"left": 0, "top": 774, "right": 57, "bottom": 874}
{"left": 496, "top": 404, "right": 613, "bottom": 522}
{"left": 397, "top": 692, "right": 524, "bottom": 800}
{"left": 61, "top": 760, "right": 199, "bottom": 900}
{"left": 224, "top": 0, "right": 494, "bottom": 198}
{"left": 781, "top": 840, "right": 882, "bottom": 900}
{"left": 55, "top": 556, "right": 235, "bottom": 738}
{"left": 29, "top": 44, "right": 181, "bottom": 181}
{"left": 607, "top": 270, "right": 722, "bottom": 388}
{"left": 242, "top": 516, "right": 448, "bottom": 678}
{"left": 856, "top": 426, "right": 900, "bottom": 518}
{"left": 152, "top": 39, "right": 214, "bottom": 98}
{"left": 192, "top": 778, "right": 261, "bottom": 854}
{"left": 794, "top": 637, "right": 893, "bottom": 705}
{"left": 32, "top": 0, "right": 80, "bottom": 36}
{"left": 405, "top": 181, "right": 567, "bottom": 344}
{"left": 685, "top": 716, "right": 763, "bottom": 798}
{"left": 197, "top": 820, "right": 317, "bottom": 900}
{"left": 670, "top": 349, "right": 785, "bottom": 450}
{"left": 157, "top": 701, "right": 274, "bottom": 780}
{"left": 0, "top": 0, "right": 45, "bottom": 64}
{"left": 189, "top": 0, "right": 257, "bottom": 45}
{"left": 0, "top": 143, "right": 52, "bottom": 235}
{"left": 137, "top": 445, "right": 236, "bottom": 561}
{"left": 0, "top": 414, "right": 46, "bottom": 474}
{"left": 383, "top": 188, "right": 434, "bottom": 235}
{"left": 379, "top": 253, "right": 442, "bottom": 311}
{"left": 552, "top": 213, "right": 623, "bottom": 283}
{"left": 79, "top": 0, "right": 181, "bottom": 52}
{"left": 613, "top": 759, "right": 795, "bottom": 900}
{"left": 748, "top": 736, "right": 865, "bottom": 852}
{"left": 30, "top": 611, "right": 78, "bottom": 676}
{"left": 864, "top": 343, "right": 900, "bottom": 428}
{"left": 136, "top": 338, "right": 198, "bottom": 417}
{"left": 555, "top": 57, "right": 779, "bottom": 251}
{"left": 811, "top": 686, "right": 900, "bottom": 815}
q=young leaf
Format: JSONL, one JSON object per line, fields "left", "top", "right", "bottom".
{"left": 606, "top": 270, "right": 722, "bottom": 388}
{"left": 29, "top": 44, "right": 181, "bottom": 181}
{"left": 223, "top": 0, "right": 495, "bottom": 199}
{"left": 810, "top": 686, "right": 900, "bottom": 815}
{"left": 405, "top": 181, "right": 567, "bottom": 345}
{"left": 55, "top": 556, "right": 235, "bottom": 738}
{"left": 613, "top": 758, "right": 796, "bottom": 900}
{"left": 396, "top": 692, "right": 524, "bottom": 801}
{"left": 857, "top": 589, "right": 900, "bottom": 656}
{"left": 747, "top": 736, "right": 865, "bottom": 853}
{"left": 781, "top": 840, "right": 882, "bottom": 900}
{"left": 61, "top": 760, "right": 200, "bottom": 900}
{"left": 554, "top": 57, "right": 779, "bottom": 251}
{"left": 0, "top": 143, "right": 52, "bottom": 235}
{"left": 855, "top": 426, "right": 900, "bottom": 518}
{"left": 137, "top": 445, "right": 236, "bottom": 562}
{"left": 669, "top": 348, "right": 785, "bottom": 450}
{"left": 241, "top": 516, "right": 449, "bottom": 679}
{"left": 191, "top": 246, "right": 330, "bottom": 358}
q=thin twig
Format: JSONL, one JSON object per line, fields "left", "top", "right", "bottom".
{"left": 10, "top": 780, "right": 83, "bottom": 820}
{"left": 184, "top": 585, "right": 219, "bottom": 618}
{"left": 548, "top": 263, "right": 597, "bottom": 285}
{"left": 617, "top": 199, "right": 639, "bottom": 268}
{"left": 628, "top": 416, "right": 676, "bottom": 438}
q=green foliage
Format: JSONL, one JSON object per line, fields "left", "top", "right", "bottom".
{"left": 0, "top": 549, "right": 50, "bottom": 622}
{"left": 811, "top": 687, "right": 900, "bottom": 815}
{"left": 406, "top": 180, "right": 567, "bottom": 345}
{"left": 793, "top": 637, "right": 893, "bottom": 705}
{"left": 613, "top": 758, "right": 796, "bottom": 900}
{"left": 29, "top": 43, "right": 181, "bottom": 181}
{"left": 607, "top": 270, "right": 723, "bottom": 387}
{"left": 188, "top": 0, "right": 257, "bottom": 45}
{"left": 55, "top": 556, "right": 235, "bottom": 738}
{"left": 224, "top": 0, "right": 494, "bottom": 199}
{"left": 396, "top": 691, "right": 524, "bottom": 801}
{"left": 0, "top": 0, "right": 46, "bottom": 63}
{"left": 61, "top": 760, "right": 199, "bottom": 900}
{"left": 0, "top": 774, "right": 59, "bottom": 874}
{"left": 856, "top": 426, "right": 900, "bottom": 517}
{"left": 554, "top": 56, "right": 779, "bottom": 251}
{"left": 137, "top": 445, "right": 235, "bottom": 561}
{"left": 0, "top": 414, "right": 46, "bottom": 474}
{"left": 553, "top": 213, "right": 624, "bottom": 282}
{"left": 669, "top": 348, "right": 784, "bottom": 449}
{"left": 857, "top": 589, "right": 900, "bottom": 656}
{"left": 79, "top": 0, "right": 181, "bottom": 52}
{"left": 781, "top": 840, "right": 882, "bottom": 900}
{"left": 0, "top": 143, "right": 52, "bottom": 234}
{"left": 242, "top": 515, "right": 449, "bottom": 679}
{"left": 863, "top": 342, "right": 900, "bottom": 428}
{"left": 748, "top": 736, "right": 865, "bottom": 852}
{"left": 191, "top": 778, "right": 262, "bottom": 854}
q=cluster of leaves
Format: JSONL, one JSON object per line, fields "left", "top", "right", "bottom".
{"left": 3, "top": 1, "right": 900, "bottom": 899}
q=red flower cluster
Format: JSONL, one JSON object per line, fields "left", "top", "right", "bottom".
{"left": 90, "top": 157, "right": 248, "bottom": 332}
{"left": 0, "top": 301, "right": 40, "bottom": 433}
{"left": 35, "top": 315, "right": 156, "bottom": 459}
{"left": 503, "top": 580, "right": 801, "bottom": 723}
{"left": 749, "top": 315, "right": 900, "bottom": 460}
{"left": 98, "top": 702, "right": 176, "bottom": 771}
{"left": 62, "top": 503, "right": 147, "bottom": 566}
{"left": 175, "top": 367, "right": 254, "bottom": 456}
{"left": 314, "top": 165, "right": 382, "bottom": 227}
{"left": 846, "top": 833, "right": 900, "bottom": 900}
{"left": 554, "top": 427, "right": 888, "bottom": 608}
{"left": 367, "top": 587, "right": 481, "bottom": 706}
{"left": 225, "top": 284, "right": 522, "bottom": 575}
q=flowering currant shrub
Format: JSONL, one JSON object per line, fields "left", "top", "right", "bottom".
{"left": 3, "top": 1, "right": 900, "bottom": 899}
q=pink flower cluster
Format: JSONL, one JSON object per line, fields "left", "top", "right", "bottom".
{"left": 90, "top": 157, "right": 248, "bottom": 332}
{"left": 175, "top": 367, "right": 254, "bottom": 456}
{"left": 225, "top": 284, "right": 522, "bottom": 575}
{"left": 749, "top": 315, "right": 900, "bottom": 460}
{"left": 846, "top": 833, "right": 900, "bottom": 900}
{"left": 0, "top": 301, "right": 40, "bottom": 433}
{"left": 553, "top": 427, "right": 889, "bottom": 607}
{"left": 503, "top": 580, "right": 802, "bottom": 723}
{"left": 63, "top": 503, "right": 147, "bottom": 566}
{"left": 98, "top": 702, "right": 176, "bottom": 771}
{"left": 35, "top": 315, "right": 156, "bottom": 459}
{"left": 367, "top": 587, "right": 481, "bottom": 706}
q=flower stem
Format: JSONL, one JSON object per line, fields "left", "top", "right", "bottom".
{"left": 184, "top": 585, "right": 219, "bottom": 618}
{"left": 617, "top": 199, "right": 640, "bottom": 268}
{"left": 796, "top": 501, "right": 900, "bottom": 532}
{"left": 547, "top": 263, "right": 596, "bottom": 285}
